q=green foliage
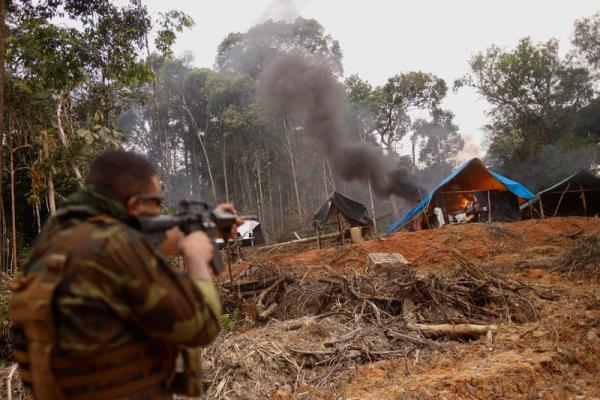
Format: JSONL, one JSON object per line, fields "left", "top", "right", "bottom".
{"left": 0, "top": 285, "right": 12, "bottom": 361}
{"left": 456, "top": 37, "right": 594, "bottom": 168}
{"left": 2, "top": 1, "right": 195, "bottom": 270}
{"left": 373, "top": 71, "right": 448, "bottom": 150}
{"left": 76, "top": 111, "right": 124, "bottom": 148}
{"left": 414, "top": 109, "right": 464, "bottom": 179}
{"left": 572, "top": 12, "right": 600, "bottom": 73}
{"left": 155, "top": 10, "right": 195, "bottom": 59}
{"left": 219, "top": 313, "right": 236, "bottom": 331}
{"left": 216, "top": 17, "right": 343, "bottom": 77}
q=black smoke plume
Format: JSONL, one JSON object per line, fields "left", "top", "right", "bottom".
{"left": 259, "top": 54, "right": 422, "bottom": 201}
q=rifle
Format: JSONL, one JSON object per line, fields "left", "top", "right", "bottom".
{"left": 137, "top": 200, "right": 244, "bottom": 273}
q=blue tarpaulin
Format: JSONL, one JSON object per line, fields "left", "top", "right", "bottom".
{"left": 386, "top": 158, "right": 535, "bottom": 235}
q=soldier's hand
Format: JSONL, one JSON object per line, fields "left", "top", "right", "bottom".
{"left": 179, "top": 231, "right": 214, "bottom": 263}
{"left": 179, "top": 231, "right": 214, "bottom": 281}
{"left": 214, "top": 203, "right": 244, "bottom": 237}
{"left": 158, "top": 226, "right": 185, "bottom": 257}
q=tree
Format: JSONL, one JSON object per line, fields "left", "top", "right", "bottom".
{"left": 2, "top": 1, "right": 192, "bottom": 271}
{"left": 413, "top": 109, "right": 464, "bottom": 182}
{"left": 455, "top": 37, "right": 594, "bottom": 169}
{"left": 345, "top": 74, "right": 378, "bottom": 140}
{"left": 572, "top": 12, "right": 600, "bottom": 74}
{"left": 216, "top": 17, "right": 343, "bottom": 77}
{"left": 373, "top": 72, "right": 447, "bottom": 154}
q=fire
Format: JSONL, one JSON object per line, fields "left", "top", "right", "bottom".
{"left": 459, "top": 196, "right": 470, "bottom": 210}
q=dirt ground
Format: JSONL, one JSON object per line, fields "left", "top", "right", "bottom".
{"left": 2, "top": 217, "right": 599, "bottom": 399}
{"left": 211, "top": 217, "right": 600, "bottom": 400}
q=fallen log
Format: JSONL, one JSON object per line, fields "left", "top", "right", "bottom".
{"left": 258, "top": 303, "right": 278, "bottom": 321}
{"left": 220, "top": 276, "right": 281, "bottom": 292}
{"left": 407, "top": 323, "right": 498, "bottom": 336}
{"left": 385, "top": 330, "right": 444, "bottom": 350}
{"left": 257, "top": 277, "right": 286, "bottom": 308}
{"left": 256, "top": 232, "right": 341, "bottom": 251}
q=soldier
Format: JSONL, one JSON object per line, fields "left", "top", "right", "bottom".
{"left": 9, "top": 150, "right": 235, "bottom": 399}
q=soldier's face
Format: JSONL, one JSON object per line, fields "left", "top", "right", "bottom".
{"left": 126, "top": 175, "right": 162, "bottom": 217}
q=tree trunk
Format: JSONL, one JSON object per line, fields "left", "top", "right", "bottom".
{"left": 56, "top": 96, "right": 83, "bottom": 185}
{"left": 42, "top": 130, "right": 57, "bottom": 216}
{"left": 255, "top": 158, "right": 264, "bottom": 223}
{"left": 267, "top": 166, "right": 274, "bottom": 239}
{"left": 283, "top": 117, "right": 302, "bottom": 218}
{"left": 181, "top": 91, "right": 218, "bottom": 203}
{"left": 367, "top": 175, "right": 377, "bottom": 232}
{"left": 190, "top": 134, "right": 199, "bottom": 196}
{"left": 197, "top": 131, "right": 217, "bottom": 203}
{"left": 222, "top": 138, "right": 229, "bottom": 203}
{"left": 360, "top": 131, "right": 376, "bottom": 231}
{"left": 0, "top": 0, "right": 5, "bottom": 271}
{"left": 278, "top": 178, "right": 284, "bottom": 232}
{"left": 326, "top": 159, "right": 336, "bottom": 192}
{"left": 390, "top": 196, "right": 399, "bottom": 218}
{"left": 411, "top": 135, "right": 417, "bottom": 169}
{"left": 243, "top": 156, "right": 253, "bottom": 210}
{"left": 34, "top": 202, "right": 41, "bottom": 235}
{"left": 9, "top": 129, "right": 16, "bottom": 273}
{"left": 322, "top": 157, "right": 328, "bottom": 198}
{"left": 238, "top": 159, "right": 247, "bottom": 210}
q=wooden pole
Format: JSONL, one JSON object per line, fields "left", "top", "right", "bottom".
{"left": 315, "top": 221, "right": 321, "bottom": 249}
{"left": 580, "top": 183, "right": 588, "bottom": 215}
{"left": 553, "top": 182, "right": 571, "bottom": 217}
{"left": 257, "top": 232, "right": 340, "bottom": 250}
{"left": 336, "top": 209, "right": 344, "bottom": 245}
{"left": 487, "top": 190, "right": 492, "bottom": 223}
{"left": 442, "top": 193, "right": 449, "bottom": 224}
{"left": 544, "top": 188, "right": 600, "bottom": 194}
{"left": 225, "top": 251, "right": 237, "bottom": 298}
{"left": 529, "top": 202, "right": 534, "bottom": 220}
{"left": 367, "top": 175, "right": 377, "bottom": 232}
{"left": 417, "top": 187, "right": 431, "bottom": 230}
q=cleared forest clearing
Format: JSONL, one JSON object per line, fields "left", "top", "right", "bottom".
{"left": 204, "top": 217, "right": 600, "bottom": 399}
{"left": 2, "top": 217, "right": 599, "bottom": 399}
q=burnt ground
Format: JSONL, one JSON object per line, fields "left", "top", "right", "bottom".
{"left": 2, "top": 217, "right": 599, "bottom": 399}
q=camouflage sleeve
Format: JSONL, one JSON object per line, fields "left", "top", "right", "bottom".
{"left": 106, "top": 227, "right": 222, "bottom": 347}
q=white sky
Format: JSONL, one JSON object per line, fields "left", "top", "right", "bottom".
{"left": 145, "top": 0, "right": 599, "bottom": 161}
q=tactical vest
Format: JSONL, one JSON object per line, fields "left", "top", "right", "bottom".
{"left": 9, "top": 219, "right": 177, "bottom": 400}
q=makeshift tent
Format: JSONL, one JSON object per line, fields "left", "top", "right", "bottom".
{"left": 387, "top": 158, "right": 535, "bottom": 234}
{"left": 314, "top": 192, "right": 372, "bottom": 229}
{"left": 237, "top": 220, "right": 265, "bottom": 246}
{"left": 314, "top": 192, "right": 373, "bottom": 247}
{"left": 520, "top": 170, "right": 600, "bottom": 218}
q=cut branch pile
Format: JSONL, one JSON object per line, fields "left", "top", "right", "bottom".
{"left": 553, "top": 233, "right": 600, "bottom": 275}
{"left": 201, "top": 312, "right": 433, "bottom": 399}
{"left": 221, "top": 251, "right": 554, "bottom": 327}
{"left": 205, "top": 252, "right": 557, "bottom": 398}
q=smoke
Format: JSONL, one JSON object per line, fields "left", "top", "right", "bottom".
{"left": 457, "top": 134, "right": 483, "bottom": 162}
{"left": 496, "top": 144, "right": 597, "bottom": 192}
{"left": 259, "top": 54, "right": 421, "bottom": 201}
{"left": 257, "top": 0, "right": 308, "bottom": 24}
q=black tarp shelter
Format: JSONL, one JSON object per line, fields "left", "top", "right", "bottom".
{"left": 313, "top": 192, "right": 372, "bottom": 247}
{"left": 520, "top": 170, "right": 600, "bottom": 218}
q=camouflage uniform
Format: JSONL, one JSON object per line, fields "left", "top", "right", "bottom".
{"left": 9, "top": 186, "right": 221, "bottom": 399}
